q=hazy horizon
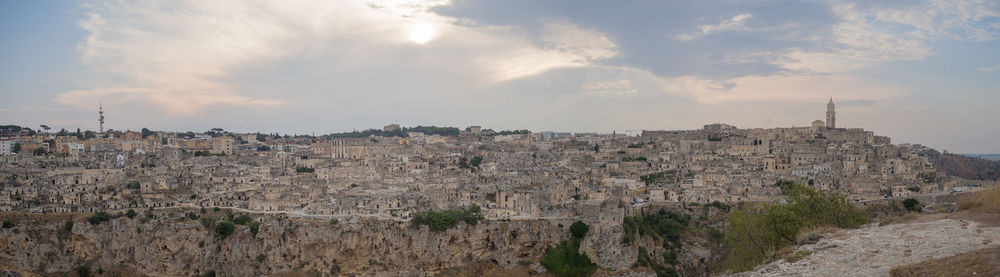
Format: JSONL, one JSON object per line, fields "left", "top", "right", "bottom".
{"left": 2, "top": 0, "right": 999, "bottom": 153}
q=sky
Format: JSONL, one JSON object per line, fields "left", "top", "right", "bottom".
{"left": 1, "top": 0, "right": 998, "bottom": 153}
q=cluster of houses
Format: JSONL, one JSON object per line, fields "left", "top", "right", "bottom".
{"left": 0, "top": 120, "right": 965, "bottom": 227}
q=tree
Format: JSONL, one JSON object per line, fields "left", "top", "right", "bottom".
{"left": 247, "top": 221, "right": 261, "bottom": 236}
{"left": 594, "top": 144, "right": 599, "bottom": 153}
{"left": 215, "top": 221, "right": 235, "bottom": 239}
{"left": 903, "top": 198, "right": 922, "bottom": 212}
{"left": 540, "top": 238, "right": 597, "bottom": 277}
{"left": 570, "top": 221, "right": 589, "bottom": 238}
{"left": 410, "top": 205, "right": 484, "bottom": 232}
{"left": 125, "top": 209, "right": 137, "bottom": 218}
{"left": 39, "top": 125, "right": 51, "bottom": 132}
{"left": 33, "top": 147, "right": 46, "bottom": 156}
{"left": 88, "top": 211, "right": 112, "bottom": 225}
{"left": 141, "top": 128, "right": 154, "bottom": 139}
{"left": 234, "top": 214, "right": 252, "bottom": 225}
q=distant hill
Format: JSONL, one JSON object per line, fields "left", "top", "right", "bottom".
{"left": 963, "top": 154, "right": 1000, "bottom": 162}
{"left": 921, "top": 150, "right": 1000, "bottom": 180}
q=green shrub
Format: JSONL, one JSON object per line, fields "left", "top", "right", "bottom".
{"left": 724, "top": 183, "right": 868, "bottom": 271}
{"left": 2, "top": 220, "right": 13, "bottom": 229}
{"left": 570, "top": 221, "right": 589, "bottom": 239}
{"left": 247, "top": 221, "right": 261, "bottom": 236}
{"left": 660, "top": 267, "right": 679, "bottom": 277}
{"left": 663, "top": 250, "right": 678, "bottom": 265}
{"left": 125, "top": 209, "right": 137, "bottom": 219}
{"left": 410, "top": 205, "right": 484, "bottom": 232}
{"left": 707, "top": 201, "right": 731, "bottom": 211}
{"left": 76, "top": 266, "right": 91, "bottom": 277}
{"left": 903, "top": 198, "right": 921, "bottom": 212}
{"left": 622, "top": 156, "right": 647, "bottom": 162}
{"left": 330, "top": 218, "right": 339, "bottom": 225}
{"left": 215, "top": 221, "right": 235, "bottom": 239}
{"left": 540, "top": 238, "right": 597, "bottom": 277}
{"left": 201, "top": 217, "right": 217, "bottom": 228}
{"left": 623, "top": 209, "right": 689, "bottom": 247}
{"left": 87, "top": 211, "right": 113, "bottom": 225}
{"left": 234, "top": 214, "right": 252, "bottom": 225}
{"left": 637, "top": 247, "right": 651, "bottom": 267}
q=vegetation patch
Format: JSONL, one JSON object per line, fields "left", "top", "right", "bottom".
{"left": 890, "top": 247, "right": 1000, "bottom": 277}
{"left": 623, "top": 208, "right": 689, "bottom": 247}
{"left": 723, "top": 183, "right": 868, "bottom": 272}
{"left": 622, "top": 156, "right": 647, "bottom": 162}
{"left": 640, "top": 171, "right": 676, "bottom": 186}
{"left": 540, "top": 222, "right": 597, "bottom": 277}
{"left": 215, "top": 221, "right": 235, "bottom": 239}
{"left": 87, "top": 211, "right": 114, "bottom": 225}
{"left": 570, "top": 220, "right": 589, "bottom": 239}
{"left": 623, "top": 209, "right": 688, "bottom": 277}
{"left": 706, "top": 201, "right": 732, "bottom": 212}
{"left": 959, "top": 186, "right": 1000, "bottom": 213}
{"left": 902, "top": 198, "right": 922, "bottom": 212}
{"left": 410, "top": 205, "right": 484, "bottom": 232}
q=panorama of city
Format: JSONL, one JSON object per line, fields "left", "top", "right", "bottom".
{"left": 2, "top": 1, "right": 1000, "bottom": 277}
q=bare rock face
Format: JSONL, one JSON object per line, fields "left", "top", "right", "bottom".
{"left": 581, "top": 224, "right": 635, "bottom": 270}
{"left": 727, "top": 219, "right": 1000, "bottom": 276}
{"left": 0, "top": 213, "right": 575, "bottom": 276}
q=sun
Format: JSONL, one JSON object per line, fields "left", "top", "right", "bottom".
{"left": 407, "top": 23, "right": 437, "bottom": 44}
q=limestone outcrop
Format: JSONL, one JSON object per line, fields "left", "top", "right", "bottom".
{"left": 0, "top": 212, "right": 575, "bottom": 276}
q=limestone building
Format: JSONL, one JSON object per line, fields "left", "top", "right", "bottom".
{"left": 826, "top": 97, "right": 836, "bottom": 128}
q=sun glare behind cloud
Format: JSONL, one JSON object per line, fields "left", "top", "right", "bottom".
{"left": 407, "top": 23, "right": 437, "bottom": 44}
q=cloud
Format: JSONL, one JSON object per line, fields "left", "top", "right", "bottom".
{"left": 479, "top": 21, "right": 617, "bottom": 81}
{"left": 871, "top": 0, "right": 1000, "bottom": 41}
{"left": 63, "top": 0, "right": 620, "bottom": 115}
{"left": 661, "top": 73, "right": 910, "bottom": 104}
{"left": 668, "top": 0, "right": 998, "bottom": 103}
{"left": 979, "top": 65, "right": 1000, "bottom": 72}
{"left": 581, "top": 80, "right": 637, "bottom": 98}
{"left": 675, "top": 13, "right": 752, "bottom": 41}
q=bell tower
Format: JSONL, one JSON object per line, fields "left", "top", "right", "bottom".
{"left": 826, "top": 97, "right": 836, "bottom": 128}
{"left": 99, "top": 102, "right": 105, "bottom": 133}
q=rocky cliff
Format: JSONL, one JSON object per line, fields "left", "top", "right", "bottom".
{"left": 0, "top": 211, "right": 578, "bottom": 276}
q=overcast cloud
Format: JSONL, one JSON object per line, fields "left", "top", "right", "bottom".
{"left": 1, "top": 0, "right": 999, "bottom": 153}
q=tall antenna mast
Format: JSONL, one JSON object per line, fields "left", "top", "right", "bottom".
{"left": 99, "top": 101, "right": 105, "bottom": 133}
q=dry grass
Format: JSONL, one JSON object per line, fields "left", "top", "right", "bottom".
{"left": 890, "top": 247, "right": 1000, "bottom": 277}
{"left": 795, "top": 225, "right": 838, "bottom": 245}
{"left": 958, "top": 185, "right": 1000, "bottom": 213}
{"left": 784, "top": 250, "right": 813, "bottom": 263}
